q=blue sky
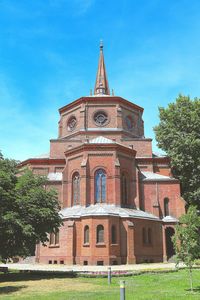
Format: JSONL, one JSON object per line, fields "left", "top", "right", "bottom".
{"left": 1, "top": 0, "right": 200, "bottom": 160}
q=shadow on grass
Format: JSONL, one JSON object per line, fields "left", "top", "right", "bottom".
{"left": 0, "top": 285, "right": 27, "bottom": 295}
{"left": 0, "top": 271, "right": 77, "bottom": 283}
{"left": 185, "top": 286, "right": 200, "bottom": 293}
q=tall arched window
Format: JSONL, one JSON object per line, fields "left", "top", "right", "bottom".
{"left": 49, "top": 233, "right": 55, "bottom": 245}
{"left": 95, "top": 169, "right": 106, "bottom": 203}
{"left": 55, "top": 230, "right": 59, "bottom": 245}
{"left": 96, "top": 225, "right": 104, "bottom": 243}
{"left": 111, "top": 225, "right": 117, "bottom": 244}
{"left": 121, "top": 172, "right": 129, "bottom": 204}
{"left": 72, "top": 172, "right": 80, "bottom": 205}
{"left": 84, "top": 225, "right": 89, "bottom": 244}
{"left": 164, "top": 198, "right": 169, "bottom": 216}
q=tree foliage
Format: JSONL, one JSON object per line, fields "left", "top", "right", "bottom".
{"left": 172, "top": 206, "right": 200, "bottom": 291}
{"left": 154, "top": 95, "right": 200, "bottom": 207}
{"left": 0, "top": 152, "right": 62, "bottom": 261}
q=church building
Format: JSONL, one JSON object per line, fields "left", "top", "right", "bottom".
{"left": 19, "top": 43, "right": 185, "bottom": 265}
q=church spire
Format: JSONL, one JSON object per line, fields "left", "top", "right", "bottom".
{"left": 94, "top": 41, "right": 110, "bottom": 95}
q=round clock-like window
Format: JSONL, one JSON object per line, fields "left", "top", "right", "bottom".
{"left": 67, "top": 116, "right": 77, "bottom": 131}
{"left": 125, "top": 115, "right": 134, "bottom": 130}
{"left": 93, "top": 111, "right": 109, "bottom": 126}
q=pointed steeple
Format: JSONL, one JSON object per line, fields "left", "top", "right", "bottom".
{"left": 94, "top": 41, "right": 110, "bottom": 95}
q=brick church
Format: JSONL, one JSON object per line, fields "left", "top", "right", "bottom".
{"left": 19, "top": 43, "right": 185, "bottom": 265}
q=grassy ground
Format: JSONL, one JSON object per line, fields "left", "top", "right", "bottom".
{"left": 0, "top": 269, "right": 200, "bottom": 299}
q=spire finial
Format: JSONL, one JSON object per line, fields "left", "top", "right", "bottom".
{"left": 100, "top": 39, "right": 103, "bottom": 50}
{"left": 94, "top": 41, "right": 110, "bottom": 96}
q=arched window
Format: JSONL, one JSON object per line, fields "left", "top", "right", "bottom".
{"left": 121, "top": 172, "right": 129, "bottom": 204}
{"left": 55, "top": 230, "right": 59, "bottom": 245}
{"left": 111, "top": 225, "right": 117, "bottom": 244}
{"left": 95, "top": 169, "right": 106, "bottom": 203}
{"left": 49, "top": 230, "right": 59, "bottom": 245}
{"left": 84, "top": 225, "right": 89, "bottom": 244}
{"left": 49, "top": 233, "right": 55, "bottom": 245}
{"left": 72, "top": 172, "right": 80, "bottom": 205}
{"left": 96, "top": 225, "right": 104, "bottom": 243}
{"left": 164, "top": 198, "right": 169, "bottom": 216}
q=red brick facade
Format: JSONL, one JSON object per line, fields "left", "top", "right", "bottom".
{"left": 19, "top": 45, "right": 185, "bottom": 265}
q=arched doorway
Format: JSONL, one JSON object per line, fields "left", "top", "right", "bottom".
{"left": 165, "top": 227, "right": 175, "bottom": 260}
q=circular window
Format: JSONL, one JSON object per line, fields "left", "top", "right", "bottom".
{"left": 125, "top": 115, "right": 134, "bottom": 130}
{"left": 93, "top": 111, "right": 108, "bottom": 127}
{"left": 67, "top": 116, "right": 77, "bottom": 131}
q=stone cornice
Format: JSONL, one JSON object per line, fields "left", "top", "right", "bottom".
{"left": 59, "top": 96, "right": 144, "bottom": 115}
{"left": 18, "top": 158, "right": 66, "bottom": 168}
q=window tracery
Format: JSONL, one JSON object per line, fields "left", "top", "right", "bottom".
{"left": 67, "top": 116, "right": 77, "bottom": 131}
{"left": 93, "top": 111, "right": 108, "bottom": 126}
{"left": 95, "top": 169, "right": 106, "bottom": 203}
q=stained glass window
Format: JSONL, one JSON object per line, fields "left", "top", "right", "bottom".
{"left": 95, "top": 169, "right": 106, "bottom": 203}
{"left": 72, "top": 172, "right": 80, "bottom": 205}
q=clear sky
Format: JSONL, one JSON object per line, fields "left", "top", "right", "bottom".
{"left": 1, "top": 0, "right": 200, "bottom": 161}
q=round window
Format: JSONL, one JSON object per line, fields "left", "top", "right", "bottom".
{"left": 67, "top": 116, "right": 77, "bottom": 131}
{"left": 93, "top": 111, "right": 108, "bottom": 126}
{"left": 125, "top": 115, "right": 134, "bottom": 130}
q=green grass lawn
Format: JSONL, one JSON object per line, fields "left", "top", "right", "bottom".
{"left": 0, "top": 269, "right": 200, "bottom": 299}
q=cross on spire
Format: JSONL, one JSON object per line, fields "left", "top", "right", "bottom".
{"left": 94, "top": 41, "right": 110, "bottom": 95}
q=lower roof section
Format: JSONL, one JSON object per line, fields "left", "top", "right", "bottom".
{"left": 60, "top": 204, "right": 160, "bottom": 221}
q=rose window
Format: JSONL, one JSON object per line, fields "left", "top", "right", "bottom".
{"left": 67, "top": 116, "right": 77, "bottom": 131}
{"left": 94, "top": 111, "right": 108, "bottom": 126}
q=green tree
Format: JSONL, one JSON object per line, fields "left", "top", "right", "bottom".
{"left": 0, "top": 152, "right": 62, "bottom": 261}
{"left": 172, "top": 206, "right": 200, "bottom": 291}
{"left": 154, "top": 95, "right": 200, "bottom": 207}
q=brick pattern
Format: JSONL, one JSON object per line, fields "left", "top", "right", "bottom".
{"left": 21, "top": 96, "right": 185, "bottom": 265}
